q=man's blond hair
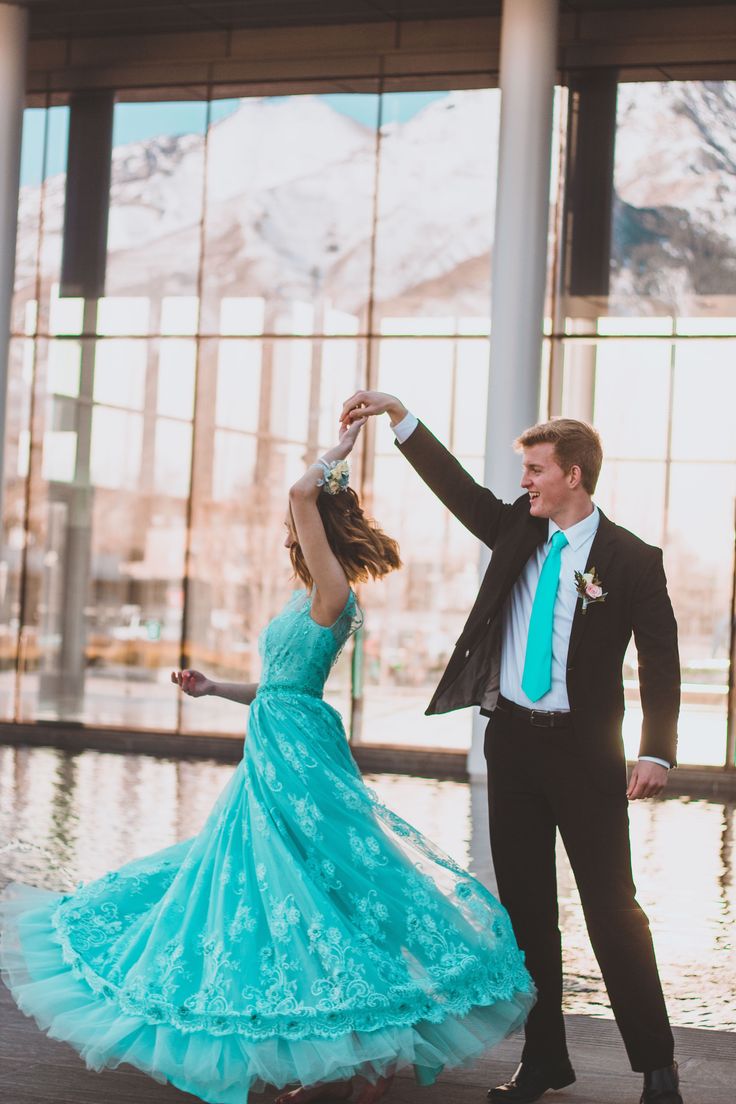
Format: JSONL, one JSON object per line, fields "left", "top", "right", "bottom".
{"left": 514, "top": 418, "right": 603, "bottom": 495}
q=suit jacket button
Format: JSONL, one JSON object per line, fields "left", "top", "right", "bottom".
{"left": 465, "top": 648, "right": 471, "bottom": 657}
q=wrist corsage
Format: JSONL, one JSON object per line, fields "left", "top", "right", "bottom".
{"left": 574, "top": 567, "right": 607, "bottom": 613}
{"left": 316, "top": 458, "right": 350, "bottom": 495}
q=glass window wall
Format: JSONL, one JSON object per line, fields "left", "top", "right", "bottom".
{"left": 6, "top": 78, "right": 736, "bottom": 766}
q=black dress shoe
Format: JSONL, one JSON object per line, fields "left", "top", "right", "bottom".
{"left": 640, "top": 1062, "right": 683, "bottom": 1103}
{"left": 487, "top": 1060, "right": 576, "bottom": 1102}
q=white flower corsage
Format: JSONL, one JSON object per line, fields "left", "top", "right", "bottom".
{"left": 574, "top": 567, "right": 607, "bottom": 613}
{"left": 317, "top": 458, "right": 350, "bottom": 495}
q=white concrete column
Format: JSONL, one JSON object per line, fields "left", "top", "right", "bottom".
{"left": 468, "top": 0, "right": 558, "bottom": 779}
{"left": 0, "top": 4, "right": 28, "bottom": 525}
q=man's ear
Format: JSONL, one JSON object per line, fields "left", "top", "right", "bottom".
{"left": 568, "top": 464, "right": 583, "bottom": 489}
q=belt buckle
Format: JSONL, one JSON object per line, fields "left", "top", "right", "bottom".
{"left": 530, "top": 708, "right": 554, "bottom": 727}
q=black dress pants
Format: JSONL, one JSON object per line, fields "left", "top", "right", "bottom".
{"left": 484, "top": 703, "right": 675, "bottom": 1073}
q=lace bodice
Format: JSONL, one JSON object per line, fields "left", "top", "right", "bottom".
{"left": 257, "top": 588, "right": 363, "bottom": 698}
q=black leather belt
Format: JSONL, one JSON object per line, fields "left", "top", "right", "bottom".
{"left": 496, "top": 693, "right": 573, "bottom": 728}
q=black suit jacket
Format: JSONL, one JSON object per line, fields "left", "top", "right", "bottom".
{"left": 397, "top": 422, "right": 680, "bottom": 789}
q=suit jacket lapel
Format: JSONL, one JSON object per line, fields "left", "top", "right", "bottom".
{"left": 566, "top": 508, "right": 618, "bottom": 668}
{"left": 466, "top": 509, "right": 546, "bottom": 646}
{"left": 501, "top": 511, "right": 548, "bottom": 604}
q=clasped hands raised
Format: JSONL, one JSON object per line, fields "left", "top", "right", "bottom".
{"left": 339, "top": 390, "right": 407, "bottom": 432}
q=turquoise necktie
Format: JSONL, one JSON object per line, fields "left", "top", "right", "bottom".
{"left": 521, "top": 529, "right": 569, "bottom": 703}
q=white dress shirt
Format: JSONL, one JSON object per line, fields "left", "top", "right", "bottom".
{"left": 391, "top": 410, "right": 669, "bottom": 769}
{"left": 500, "top": 506, "right": 600, "bottom": 711}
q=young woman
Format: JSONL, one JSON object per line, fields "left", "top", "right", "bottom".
{"left": 0, "top": 420, "right": 535, "bottom": 1104}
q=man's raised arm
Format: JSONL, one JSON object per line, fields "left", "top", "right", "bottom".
{"left": 340, "top": 389, "right": 510, "bottom": 549}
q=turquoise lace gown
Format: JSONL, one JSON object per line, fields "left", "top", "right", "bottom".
{"left": 0, "top": 589, "right": 535, "bottom": 1104}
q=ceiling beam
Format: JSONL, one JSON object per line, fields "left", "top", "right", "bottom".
{"left": 24, "top": 7, "right": 736, "bottom": 97}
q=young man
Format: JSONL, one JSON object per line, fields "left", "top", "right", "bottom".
{"left": 340, "top": 391, "right": 683, "bottom": 1104}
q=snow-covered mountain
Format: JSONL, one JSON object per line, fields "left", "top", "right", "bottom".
{"left": 13, "top": 82, "right": 736, "bottom": 321}
{"left": 612, "top": 81, "right": 736, "bottom": 305}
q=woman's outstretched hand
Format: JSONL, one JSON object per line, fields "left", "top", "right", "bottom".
{"left": 171, "top": 669, "right": 214, "bottom": 697}
{"left": 341, "top": 415, "right": 367, "bottom": 446}
{"left": 328, "top": 416, "right": 367, "bottom": 462}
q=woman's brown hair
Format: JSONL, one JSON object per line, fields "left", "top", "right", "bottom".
{"left": 289, "top": 487, "right": 401, "bottom": 588}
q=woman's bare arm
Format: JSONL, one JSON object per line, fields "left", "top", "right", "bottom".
{"left": 288, "top": 419, "right": 365, "bottom": 627}
{"left": 210, "top": 681, "right": 259, "bottom": 705}
{"left": 171, "top": 669, "right": 258, "bottom": 705}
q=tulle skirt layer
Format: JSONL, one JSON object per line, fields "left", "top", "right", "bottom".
{"left": 1, "top": 882, "right": 532, "bottom": 1104}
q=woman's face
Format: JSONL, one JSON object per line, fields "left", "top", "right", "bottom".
{"left": 283, "top": 510, "right": 297, "bottom": 551}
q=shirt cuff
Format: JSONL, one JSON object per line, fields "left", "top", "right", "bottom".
{"left": 391, "top": 411, "right": 419, "bottom": 444}
{"left": 638, "top": 755, "right": 671, "bottom": 770}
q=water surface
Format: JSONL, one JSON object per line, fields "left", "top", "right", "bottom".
{"left": 1, "top": 745, "right": 733, "bottom": 1031}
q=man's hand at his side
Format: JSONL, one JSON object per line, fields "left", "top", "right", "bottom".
{"left": 627, "top": 760, "right": 669, "bottom": 800}
{"left": 340, "top": 390, "right": 408, "bottom": 429}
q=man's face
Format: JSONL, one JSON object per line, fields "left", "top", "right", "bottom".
{"left": 520, "top": 442, "right": 576, "bottom": 518}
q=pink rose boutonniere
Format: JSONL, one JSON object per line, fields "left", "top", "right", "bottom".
{"left": 574, "top": 567, "right": 607, "bottom": 613}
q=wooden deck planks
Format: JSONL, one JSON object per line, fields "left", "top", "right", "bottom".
{"left": 2, "top": 985, "right": 734, "bottom": 1104}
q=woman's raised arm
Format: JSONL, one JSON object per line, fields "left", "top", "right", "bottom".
{"left": 287, "top": 419, "right": 365, "bottom": 627}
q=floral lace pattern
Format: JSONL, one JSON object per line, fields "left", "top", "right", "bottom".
{"left": 257, "top": 588, "right": 363, "bottom": 699}
{"left": 44, "top": 587, "right": 533, "bottom": 1043}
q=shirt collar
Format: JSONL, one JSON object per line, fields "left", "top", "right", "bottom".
{"left": 548, "top": 503, "right": 600, "bottom": 552}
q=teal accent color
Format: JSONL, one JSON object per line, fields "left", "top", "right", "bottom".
{"left": 521, "top": 530, "right": 569, "bottom": 702}
{"left": 0, "top": 588, "right": 535, "bottom": 1102}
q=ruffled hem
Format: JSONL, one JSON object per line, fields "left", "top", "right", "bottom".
{"left": 1, "top": 881, "right": 534, "bottom": 1104}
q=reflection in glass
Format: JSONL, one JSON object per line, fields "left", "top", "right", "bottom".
{"left": 41, "top": 430, "right": 77, "bottom": 483}
{"left": 93, "top": 340, "right": 146, "bottom": 407}
{"left": 272, "top": 340, "right": 311, "bottom": 443}
{"left": 212, "top": 431, "right": 256, "bottom": 502}
{"left": 157, "top": 340, "right": 196, "bottom": 420}
{"left": 47, "top": 340, "right": 81, "bottom": 397}
{"left": 96, "top": 297, "right": 150, "bottom": 336}
{"left": 596, "top": 459, "right": 666, "bottom": 547}
{"left": 48, "top": 284, "right": 83, "bottom": 336}
{"left": 90, "top": 407, "right": 143, "bottom": 490}
{"left": 219, "top": 297, "right": 265, "bottom": 336}
{"left": 670, "top": 341, "right": 736, "bottom": 461}
{"left": 593, "top": 340, "right": 671, "bottom": 460}
{"left": 160, "top": 296, "right": 199, "bottom": 336}
{"left": 216, "top": 342, "right": 260, "bottom": 431}
{"left": 154, "top": 419, "right": 192, "bottom": 498}
{"left": 316, "top": 337, "right": 361, "bottom": 447}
